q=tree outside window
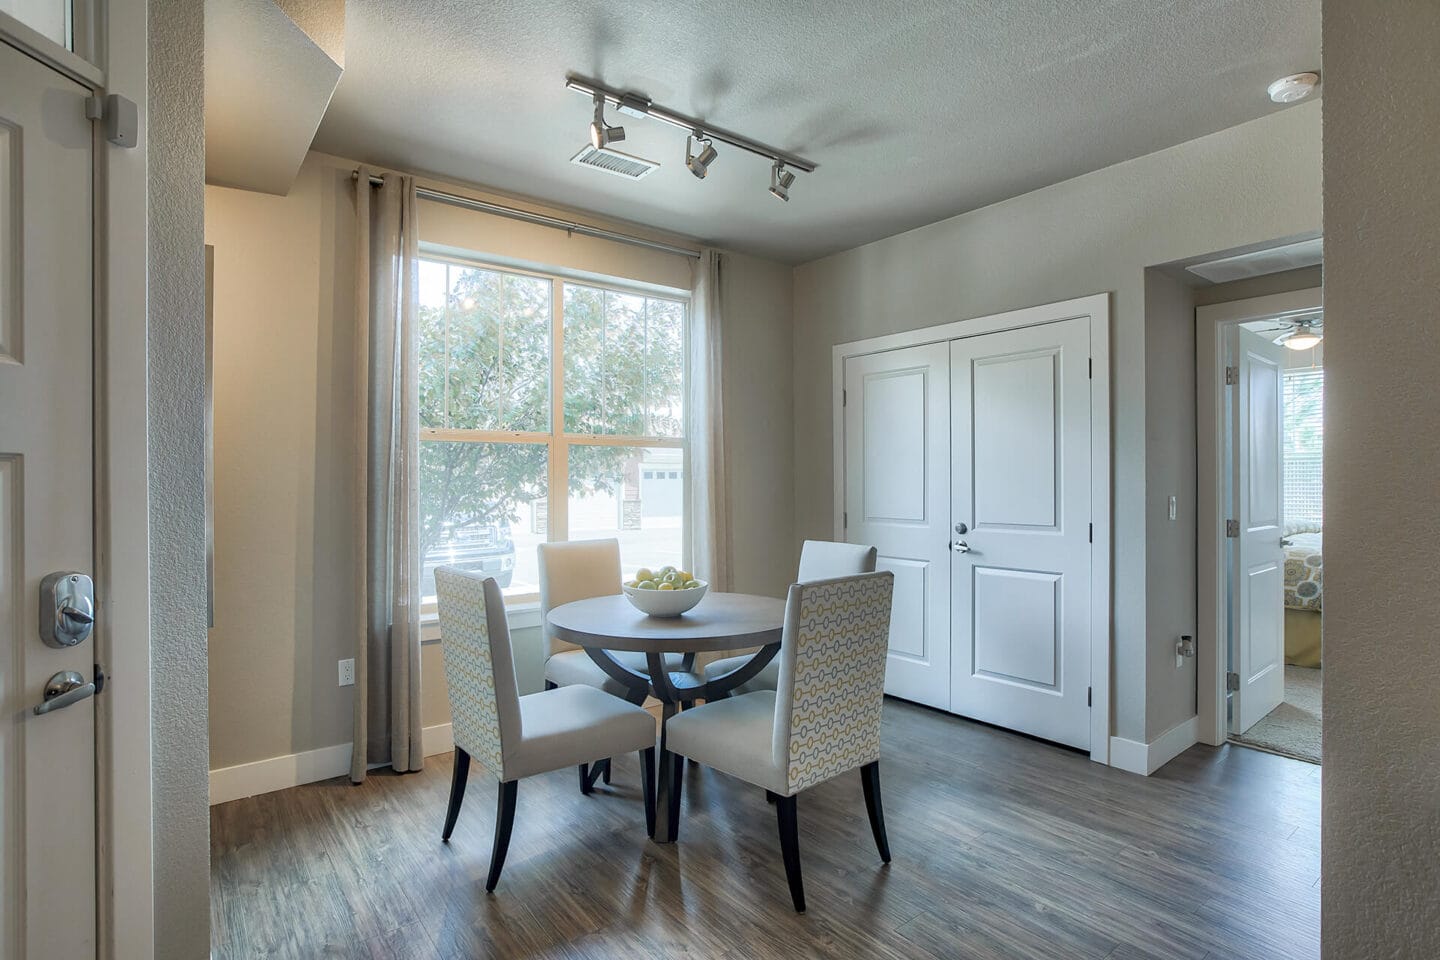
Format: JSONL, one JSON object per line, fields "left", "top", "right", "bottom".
{"left": 416, "top": 258, "right": 686, "bottom": 603}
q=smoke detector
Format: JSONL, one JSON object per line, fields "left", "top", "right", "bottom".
{"left": 1268, "top": 73, "right": 1320, "bottom": 104}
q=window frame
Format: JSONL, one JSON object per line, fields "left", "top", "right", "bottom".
{"left": 417, "top": 250, "right": 691, "bottom": 609}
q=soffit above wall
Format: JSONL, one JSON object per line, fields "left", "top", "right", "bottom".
{"left": 205, "top": 0, "right": 344, "bottom": 195}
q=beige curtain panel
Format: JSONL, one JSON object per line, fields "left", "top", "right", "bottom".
{"left": 351, "top": 169, "right": 425, "bottom": 782}
{"left": 686, "top": 249, "right": 731, "bottom": 591}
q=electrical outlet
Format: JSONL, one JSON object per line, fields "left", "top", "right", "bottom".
{"left": 338, "top": 658, "right": 355, "bottom": 687}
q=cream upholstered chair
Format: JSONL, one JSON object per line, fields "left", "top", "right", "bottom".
{"left": 434, "top": 567, "right": 657, "bottom": 892}
{"left": 702, "top": 540, "right": 878, "bottom": 697}
{"left": 666, "top": 570, "right": 895, "bottom": 912}
{"left": 539, "top": 538, "right": 690, "bottom": 791}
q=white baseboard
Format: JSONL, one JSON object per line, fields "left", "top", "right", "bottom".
{"left": 1108, "top": 715, "right": 1200, "bottom": 776}
{"left": 209, "top": 722, "right": 457, "bottom": 806}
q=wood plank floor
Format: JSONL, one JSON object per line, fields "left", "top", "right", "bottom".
{"left": 210, "top": 700, "right": 1321, "bottom": 960}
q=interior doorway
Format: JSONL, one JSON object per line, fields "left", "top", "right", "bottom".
{"left": 1198, "top": 289, "right": 1323, "bottom": 763}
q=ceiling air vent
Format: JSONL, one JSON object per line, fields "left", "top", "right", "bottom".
{"left": 569, "top": 144, "right": 659, "bottom": 180}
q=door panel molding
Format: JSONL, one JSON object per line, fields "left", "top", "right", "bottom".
{"left": 833, "top": 293, "right": 1111, "bottom": 765}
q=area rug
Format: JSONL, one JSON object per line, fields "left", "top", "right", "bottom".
{"left": 1232, "top": 665, "right": 1322, "bottom": 763}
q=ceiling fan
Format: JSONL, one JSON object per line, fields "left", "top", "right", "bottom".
{"left": 1250, "top": 314, "right": 1323, "bottom": 351}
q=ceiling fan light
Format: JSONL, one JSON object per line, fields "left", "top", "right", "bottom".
{"left": 1282, "top": 330, "right": 1323, "bottom": 351}
{"left": 1278, "top": 319, "right": 1323, "bottom": 351}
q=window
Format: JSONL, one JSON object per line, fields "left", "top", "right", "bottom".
{"left": 416, "top": 256, "right": 687, "bottom": 605}
{"left": 1283, "top": 368, "right": 1323, "bottom": 524}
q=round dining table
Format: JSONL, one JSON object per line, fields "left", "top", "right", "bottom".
{"left": 546, "top": 591, "right": 785, "bottom": 843}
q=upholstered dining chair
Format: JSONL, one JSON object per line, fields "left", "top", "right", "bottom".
{"left": 665, "top": 570, "right": 895, "bottom": 912}
{"left": 434, "top": 567, "right": 658, "bottom": 892}
{"left": 539, "top": 538, "right": 691, "bottom": 791}
{"left": 702, "top": 540, "right": 878, "bottom": 697}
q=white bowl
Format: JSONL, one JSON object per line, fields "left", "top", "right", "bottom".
{"left": 622, "top": 580, "right": 709, "bottom": 618}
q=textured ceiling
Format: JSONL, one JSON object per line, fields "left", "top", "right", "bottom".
{"left": 311, "top": 0, "right": 1320, "bottom": 263}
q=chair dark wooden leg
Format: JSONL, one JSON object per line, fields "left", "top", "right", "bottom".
{"left": 861, "top": 761, "right": 891, "bottom": 863}
{"left": 485, "top": 780, "right": 518, "bottom": 892}
{"left": 601, "top": 757, "right": 612, "bottom": 784}
{"left": 765, "top": 789, "right": 779, "bottom": 804}
{"left": 776, "top": 794, "right": 806, "bottom": 913}
{"left": 579, "top": 762, "right": 594, "bottom": 795}
{"left": 667, "top": 750, "right": 684, "bottom": 841}
{"left": 640, "top": 747, "right": 656, "bottom": 837}
{"left": 441, "top": 747, "right": 471, "bottom": 841}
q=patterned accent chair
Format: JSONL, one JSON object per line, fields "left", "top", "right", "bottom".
{"left": 434, "top": 567, "right": 658, "bottom": 892}
{"left": 702, "top": 540, "right": 878, "bottom": 697}
{"left": 665, "top": 570, "right": 895, "bottom": 912}
{"left": 538, "top": 538, "right": 692, "bottom": 792}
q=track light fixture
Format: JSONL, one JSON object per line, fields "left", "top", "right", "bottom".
{"left": 769, "top": 161, "right": 796, "bottom": 202}
{"left": 686, "top": 133, "right": 718, "bottom": 179}
{"left": 566, "top": 75, "right": 817, "bottom": 204}
{"left": 589, "top": 95, "right": 625, "bottom": 150}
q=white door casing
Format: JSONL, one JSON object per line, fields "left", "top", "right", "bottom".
{"left": 1231, "top": 326, "right": 1286, "bottom": 734}
{"left": 950, "top": 318, "right": 1093, "bottom": 749}
{"left": 0, "top": 42, "right": 97, "bottom": 960}
{"left": 843, "top": 344, "right": 952, "bottom": 709}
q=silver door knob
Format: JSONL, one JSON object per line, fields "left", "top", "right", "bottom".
{"left": 952, "top": 540, "right": 970, "bottom": 553}
{"left": 33, "top": 670, "right": 96, "bottom": 716}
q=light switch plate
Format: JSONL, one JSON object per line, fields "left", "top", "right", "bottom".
{"left": 338, "top": 659, "right": 355, "bottom": 687}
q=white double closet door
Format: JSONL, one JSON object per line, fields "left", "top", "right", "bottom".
{"left": 844, "top": 317, "right": 1093, "bottom": 750}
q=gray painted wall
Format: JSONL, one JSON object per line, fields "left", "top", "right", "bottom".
{"left": 1142, "top": 268, "right": 1199, "bottom": 734}
{"left": 149, "top": 0, "right": 211, "bottom": 954}
{"left": 1322, "top": 1, "right": 1440, "bottom": 955}
{"left": 793, "top": 103, "right": 1321, "bottom": 745}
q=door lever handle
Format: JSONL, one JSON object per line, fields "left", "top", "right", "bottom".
{"left": 33, "top": 670, "right": 96, "bottom": 716}
{"left": 952, "top": 540, "right": 971, "bottom": 553}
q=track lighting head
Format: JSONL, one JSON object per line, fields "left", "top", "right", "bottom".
{"left": 589, "top": 95, "right": 625, "bottom": 150}
{"left": 686, "top": 134, "right": 718, "bottom": 179}
{"left": 769, "top": 161, "right": 796, "bottom": 202}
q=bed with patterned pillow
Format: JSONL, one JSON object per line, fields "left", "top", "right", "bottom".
{"left": 1283, "top": 523, "right": 1322, "bottom": 667}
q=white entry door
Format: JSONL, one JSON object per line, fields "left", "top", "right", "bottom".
{"left": 949, "top": 318, "right": 1093, "bottom": 750}
{"left": 0, "top": 41, "right": 98, "bottom": 960}
{"left": 843, "top": 343, "right": 952, "bottom": 709}
{"left": 1231, "top": 327, "right": 1286, "bottom": 733}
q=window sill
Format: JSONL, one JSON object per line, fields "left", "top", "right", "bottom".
{"left": 421, "top": 601, "right": 543, "bottom": 644}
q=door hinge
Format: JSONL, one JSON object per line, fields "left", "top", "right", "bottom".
{"left": 1088, "top": 522, "right": 1093, "bottom": 543}
{"left": 1087, "top": 686, "right": 1092, "bottom": 707}
{"left": 1225, "top": 519, "right": 1240, "bottom": 538}
{"left": 84, "top": 93, "right": 139, "bottom": 148}
{"left": 1088, "top": 357, "right": 1093, "bottom": 379}
{"left": 843, "top": 511, "right": 848, "bottom": 529}
{"left": 1226, "top": 671, "right": 1241, "bottom": 692}
{"left": 1224, "top": 365, "right": 1239, "bottom": 386}
{"left": 842, "top": 389, "right": 847, "bottom": 407}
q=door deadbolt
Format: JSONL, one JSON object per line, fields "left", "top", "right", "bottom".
{"left": 40, "top": 572, "right": 95, "bottom": 648}
{"left": 954, "top": 522, "right": 968, "bottom": 534}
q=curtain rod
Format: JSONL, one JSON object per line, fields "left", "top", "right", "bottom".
{"left": 355, "top": 171, "right": 702, "bottom": 261}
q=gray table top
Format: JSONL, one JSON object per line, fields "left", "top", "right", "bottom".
{"left": 546, "top": 592, "right": 785, "bottom": 653}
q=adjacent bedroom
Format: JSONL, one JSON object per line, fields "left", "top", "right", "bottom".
{"left": 1234, "top": 312, "right": 1324, "bottom": 763}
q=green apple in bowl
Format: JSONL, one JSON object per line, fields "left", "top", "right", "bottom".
{"left": 622, "top": 570, "right": 708, "bottom": 616}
